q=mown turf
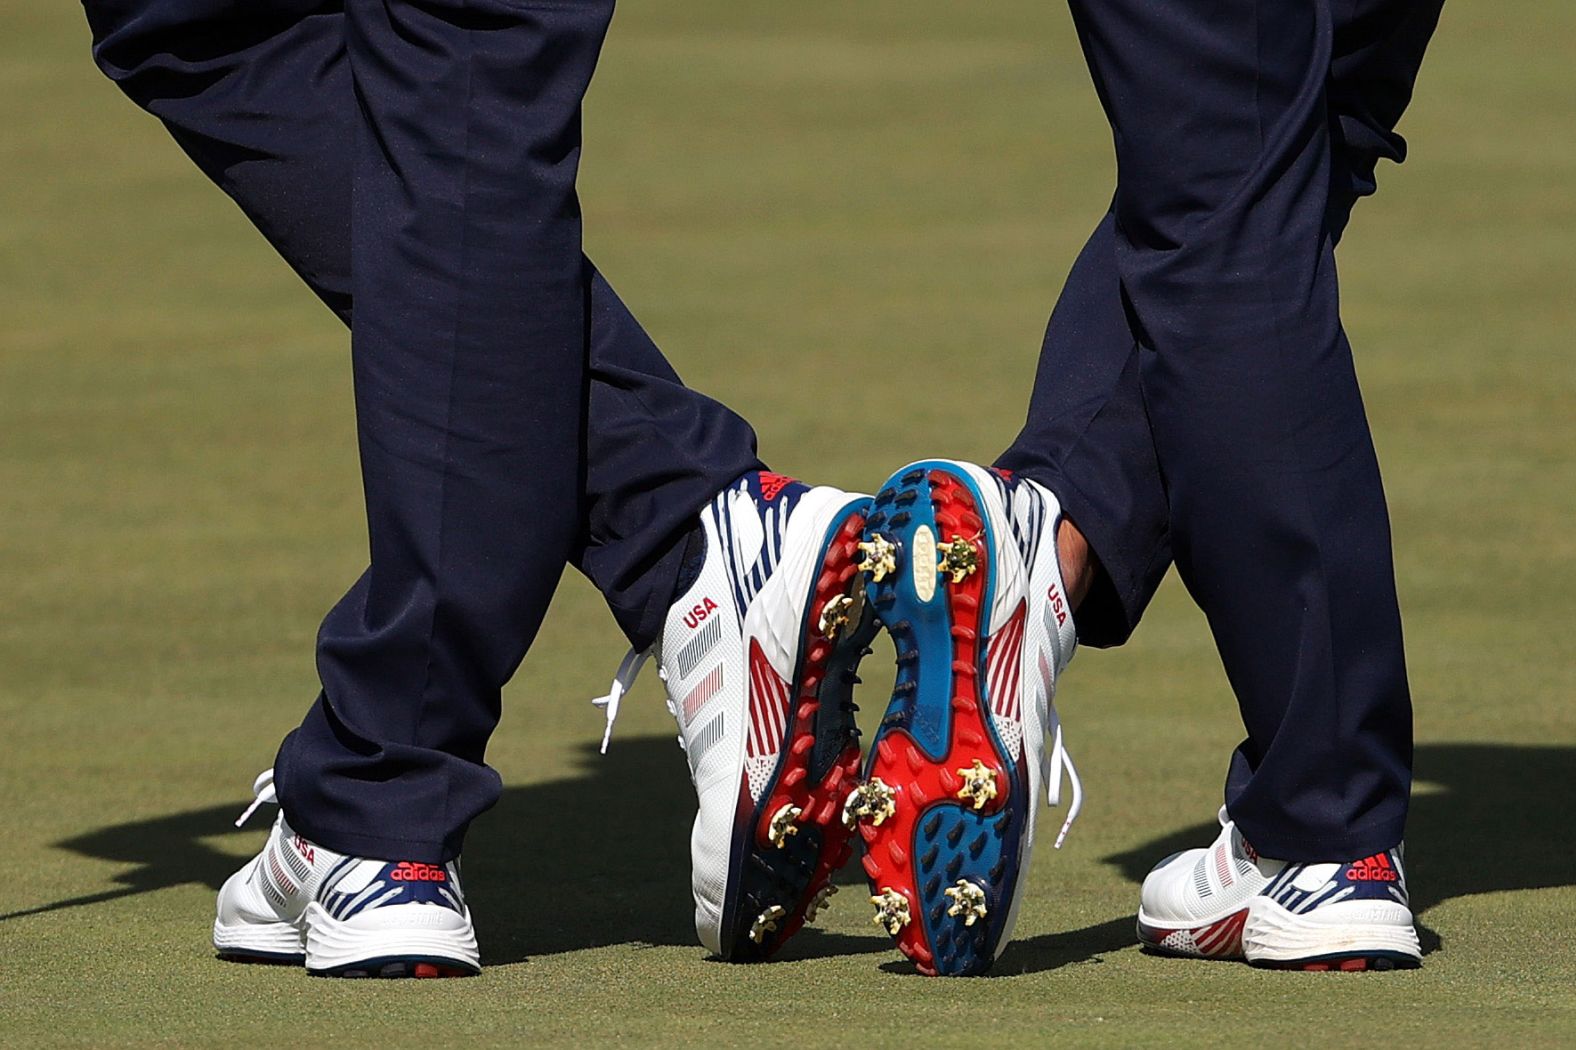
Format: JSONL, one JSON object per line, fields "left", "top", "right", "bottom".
{"left": 2, "top": 1, "right": 1573, "bottom": 1046}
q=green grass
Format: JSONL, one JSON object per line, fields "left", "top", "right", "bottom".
{"left": 3, "top": 1, "right": 1574, "bottom": 1045}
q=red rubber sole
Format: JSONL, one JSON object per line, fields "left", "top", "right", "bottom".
{"left": 414, "top": 962, "right": 469, "bottom": 978}
{"left": 307, "top": 959, "right": 479, "bottom": 979}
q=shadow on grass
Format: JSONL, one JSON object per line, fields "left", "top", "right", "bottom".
{"left": 0, "top": 736, "right": 883, "bottom": 965}
{"left": 5, "top": 741, "right": 1570, "bottom": 970}
{"left": 873, "top": 916, "right": 1137, "bottom": 978}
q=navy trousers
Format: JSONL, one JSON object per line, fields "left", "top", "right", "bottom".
{"left": 83, "top": 0, "right": 762, "bottom": 861}
{"left": 85, "top": 0, "right": 1438, "bottom": 865}
{"left": 998, "top": 0, "right": 1443, "bottom": 859}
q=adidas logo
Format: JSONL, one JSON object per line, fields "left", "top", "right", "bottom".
{"left": 1344, "top": 853, "right": 1399, "bottom": 883}
{"left": 757, "top": 472, "right": 796, "bottom": 501}
{"left": 389, "top": 861, "right": 447, "bottom": 883}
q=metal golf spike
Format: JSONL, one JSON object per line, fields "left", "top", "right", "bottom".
{"left": 818, "top": 594, "right": 854, "bottom": 639}
{"left": 956, "top": 758, "right": 998, "bottom": 810}
{"left": 857, "top": 534, "right": 897, "bottom": 582}
{"left": 842, "top": 777, "right": 897, "bottom": 828}
{"left": 749, "top": 904, "right": 787, "bottom": 944}
{"left": 870, "top": 888, "right": 911, "bottom": 936}
{"left": 944, "top": 879, "right": 988, "bottom": 926}
{"left": 937, "top": 535, "right": 980, "bottom": 584}
{"left": 825, "top": 567, "right": 876, "bottom": 633}
{"left": 767, "top": 803, "right": 802, "bottom": 848}
{"left": 805, "top": 884, "right": 838, "bottom": 923}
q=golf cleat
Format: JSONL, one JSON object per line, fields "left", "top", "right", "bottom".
{"left": 858, "top": 534, "right": 897, "bottom": 582}
{"left": 609, "top": 471, "right": 879, "bottom": 962}
{"left": 749, "top": 905, "right": 788, "bottom": 944}
{"left": 955, "top": 759, "right": 999, "bottom": 811}
{"left": 767, "top": 804, "right": 803, "bottom": 848}
{"left": 870, "top": 888, "right": 912, "bottom": 936}
{"left": 819, "top": 594, "right": 856, "bottom": 639}
{"left": 842, "top": 778, "right": 897, "bottom": 828}
{"left": 944, "top": 880, "right": 988, "bottom": 926}
{"left": 804, "top": 884, "right": 838, "bottom": 923}
{"left": 937, "top": 536, "right": 980, "bottom": 583}
{"left": 854, "top": 461, "right": 1081, "bottom": 976}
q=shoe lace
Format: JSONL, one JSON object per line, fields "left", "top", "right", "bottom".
{"left": 589, "top": 645, "right": 654, "bottom": 754}
{"left": 1044, "top": 710, "right": 1084, "bottom": 849}
{"left": 233, "top": 768, "right": 278, "bottom": 828}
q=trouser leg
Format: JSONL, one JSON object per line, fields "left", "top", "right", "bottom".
{"left": 84, "top": 0, "right": 759, "bottom": 861}
{"left": 1000, "top": 0, "right": 1444, "bottom": 657}
{"left": 294, "top": 0, "right": 613, "bottom": 861}
{"left": 1032, "top": 0, "right": 1440, "bottom": 859}
{"left": 1070, "top": 0, "right": 1410, "bottom": 859}
{"left": 84, "top": 0, "right": 762, "bottom": 652}
{"left": 996, "top": 211, "right": 1170, "bottom": 649}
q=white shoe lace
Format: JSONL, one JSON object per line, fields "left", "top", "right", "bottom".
{"left": 589, "top": 646, "right": 653, "bottom": 754}
{"left": 1044, "top": 712, "right": 1084, "bottom": 849}
{"left": 233, "top": 768, "right": 278, "bottom": 828}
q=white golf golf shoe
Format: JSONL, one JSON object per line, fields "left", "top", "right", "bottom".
{"left": 593, "top": 471, "right": 877, "bottom": 960}
{"left": 1136, "top": 808, "right": 1422, "bottom": 970}
{"left": 215, "top": 771, "right": 479, "bottom": 978}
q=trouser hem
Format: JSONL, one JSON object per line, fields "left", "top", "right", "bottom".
{"left": 278, "top": 811, "right": 464, "bottom": 866}
{"left": 1003, "top": 462, "right": 1165, "bottom": 649}
{"left": 1229, "top": 811, "right": 1408, "bottom": 866}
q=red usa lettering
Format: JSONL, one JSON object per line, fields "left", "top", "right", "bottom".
{"left": 683, "top": 597, "right": 719, "bottom": 629}
{"left": 1047, "top": 583, "right": 1067, "bottom": 627}
{"left": 292, "top": 834, "right": 315, "bottom": 864}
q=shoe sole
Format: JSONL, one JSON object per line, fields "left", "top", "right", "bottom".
{"left": 213, "top": 917, "right": 306, "bottom": 966}
{"left": 853, "top": 464, "right": 1026, "bottom": 976}
{"left": 213, "top": 918, "right": 479, "bottom": 979}
{"left": 717, "top": 503, "right": 878, "bottom": 961}
{"left": 212, "top": 926, "right": 477, "bottom": 978}
{"left": 215, "top": 950, "right": 305, "bottom": 966}
{"left": 308, "top": 958, "right": 477, "bottom": 979}
{"left": 302, "top": 902, "right": 481, "bottom": 978}
{"left": 1137, "top": 898, "right": 1422, "bottom": 972}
